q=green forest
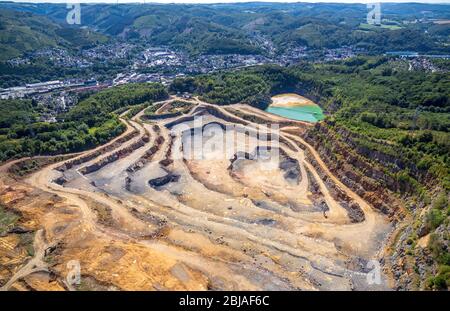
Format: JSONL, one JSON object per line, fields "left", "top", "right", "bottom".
{"left": 0, "top": 83, "right": 168, "bottom": 162}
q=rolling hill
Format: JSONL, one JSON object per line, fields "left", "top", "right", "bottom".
{"left": 0, "top": 2, "right": 448, "bottom": 58}
{"left": 0, "top": 8, "right": 108, "bottom": 61}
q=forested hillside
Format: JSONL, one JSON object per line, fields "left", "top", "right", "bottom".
{"left": 0, "top": 8, "right": 108, "bottom": 61}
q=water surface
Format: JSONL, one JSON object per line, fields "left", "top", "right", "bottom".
{"left": 265, "top": 94, "right": 325, "bottom": 123}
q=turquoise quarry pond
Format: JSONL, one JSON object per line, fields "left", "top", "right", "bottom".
{"left": 265, "top": 94, "right": 325, "bottom": 123}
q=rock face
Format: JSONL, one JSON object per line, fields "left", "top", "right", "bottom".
{"left": 302, "top": 120, "right": 450, "bottom": 290}
{"left": 80, "top": 135, "right": 149, "bottom": 175}
{"left": 53, "top": 176, "right": 68, "bottom": 186}
{"left": 392, "top": 212, "right": 449, "bottom": 290}
{"left": 279, "top": 155, "right": 301, "bottom": 184}
{"left": 159, "top": 135, "right": 174, "bottom": 167}
{"left": 148, "top": 173, "right": 180, "bottom": 188}
{"left": 304, "top": 148, "right": 365, "bottom": 223}
{"left": 303, "top": 121, "right": 404, "bottom": 220}
{"left": 56, "top": 129, "right": 139, "bottom": 172}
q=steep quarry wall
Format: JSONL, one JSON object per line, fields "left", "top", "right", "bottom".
{"left": 303, "top": 122, "right": 405, "bottom": 221}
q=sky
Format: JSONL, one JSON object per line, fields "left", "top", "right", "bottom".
{"left": 0, "top": 0, "right": 449, "bottom": 4}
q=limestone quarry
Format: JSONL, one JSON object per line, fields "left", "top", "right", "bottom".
{"left": 0, "top": 97, "right": 394, "bottom": 291}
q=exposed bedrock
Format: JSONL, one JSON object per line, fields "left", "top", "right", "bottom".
{"left": 229, "top": 147, "right": 301, "bottom": 184}
{"left": 53, "top": 176, "right": 68, "bottom": 186}
{"left": 193, "top": 105, "right": 249, "bottom": 126}
{"left": 180, "top": 121, "right": 279, "bottom": 143}
{"left": 79, "top": 135, "right": 149, "bottom": 175}
{"left": 305, "top": 166, "right": 330, "bottom": 213}
{"left": 148, "top": 171, "right": 181, "bottom": 189}
{"left": 304, "top": 149, "right": 365, "bottom": 223}
{"left": 55, "top": 128, "right": 140, "bottom": 172}
{"left": 159, "top": 134, "right": 175, "bottom": 167}
{"left": 127, "top": 135, "right": 165, "bottom": 173}
{"left": 13, "top": 100, "right": 393, "bottom": 291}
{"left": 142, "top": 111, "right": 183, "bottom": 120}
{"left": 303, "top": 123, "right": 404, "bottom": 219}
{"left": 279, "top": 153, "right": 301, "bottom": 184}
{"left": 225, "top": 107, "right": 310, "bottom": 129}
{"left": 165, "top": 115, "right": 198, "bottom": 129}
